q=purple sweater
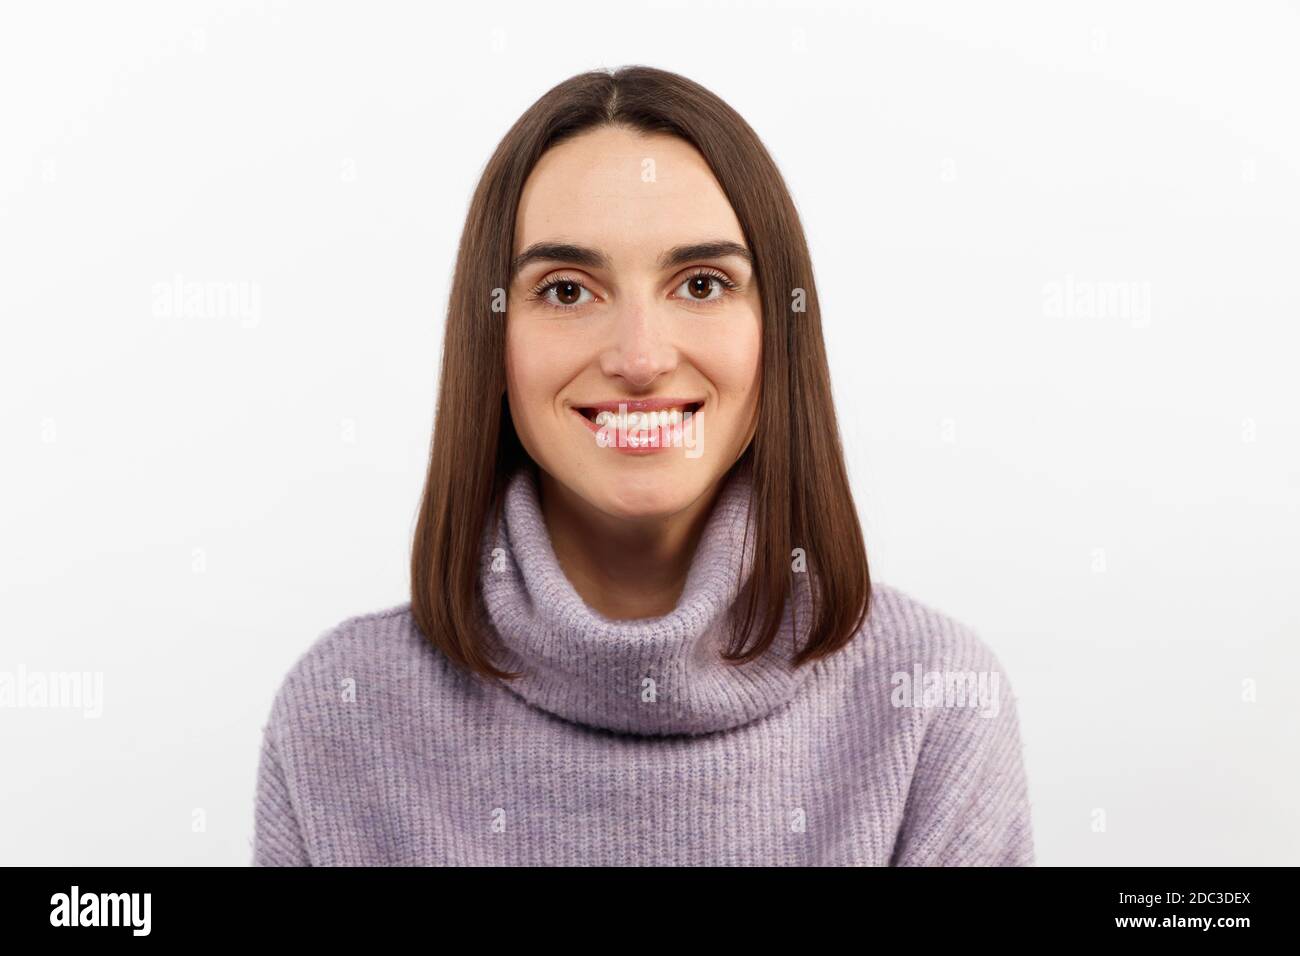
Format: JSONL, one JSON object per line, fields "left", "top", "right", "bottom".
{"left": 253, "top": 463, "right": 1034, "bottom": 865}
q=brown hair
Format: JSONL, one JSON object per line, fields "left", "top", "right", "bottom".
{"left": 410, "top": 65, "right": 870, "bottom": 681}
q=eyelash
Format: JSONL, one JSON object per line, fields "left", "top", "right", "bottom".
{"left": 526, "top": 268, "right": 740, "bottom": 313}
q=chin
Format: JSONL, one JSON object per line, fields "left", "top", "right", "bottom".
{"left": 578, "top": 462, "right": 711, "bottom": 521}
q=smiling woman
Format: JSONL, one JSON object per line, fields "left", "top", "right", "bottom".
{"left": 504, "top": 126, "right": 768, "bottom": 617}
{"left": 253, "top": 65, "right": 1034, "bottom": 867}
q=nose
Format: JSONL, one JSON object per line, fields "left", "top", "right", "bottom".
{"left": 598, "top": 297, "right": 678, "bottom": 389}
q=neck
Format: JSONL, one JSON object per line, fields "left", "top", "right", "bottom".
{"left": 537, "top": 468, "right": 722, "bottom": 620}
{"left": 479, "top": 456, "right": 810, "bottom": 736}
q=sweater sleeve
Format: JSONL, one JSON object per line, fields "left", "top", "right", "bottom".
{"left": 890, "top": 661, "right": 1034, "bottom": 866}
{"left": 252, "top": 721, "right": 312, "bottom": 866}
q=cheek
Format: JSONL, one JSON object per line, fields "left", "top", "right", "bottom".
{"left": 504, "top": 320, "right": 581, "bottom": 430}
{"left": 699, "top": 314, "right": 762, "bottom": 406}
{"left": 503, "top": 323, "right": 541, "bottom": 438}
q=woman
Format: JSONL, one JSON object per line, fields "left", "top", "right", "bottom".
{"left": 253, "top": 66, "right": 1034, "bottom": 866}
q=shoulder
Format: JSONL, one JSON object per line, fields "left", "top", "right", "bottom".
{"left": 856, "top": 580, "right": 1009, "bottom": 677}
{"left": 853, "top": 582, "right": 1025, "bottom": 747}
{"left": 262, "top": 602, "right": 438, "bottom": 730}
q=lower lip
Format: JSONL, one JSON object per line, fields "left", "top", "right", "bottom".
{"left": 570, "top": 406, "right": 702, "bottom": 455}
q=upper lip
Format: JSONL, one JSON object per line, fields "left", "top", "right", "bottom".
{"left": 571, "top": 397, "right": 704, "bottom": 413}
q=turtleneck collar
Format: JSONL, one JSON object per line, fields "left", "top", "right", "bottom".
{"left": 478, "top": 459, "right": 814, "bottom": 737}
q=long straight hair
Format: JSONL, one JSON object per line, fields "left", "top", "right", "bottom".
{"left": 411, "top": 65, "right": 870, "bottom": 681}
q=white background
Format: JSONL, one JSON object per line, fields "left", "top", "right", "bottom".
{"left": 2, "top": 0, "right": 1297, "bottom": 866}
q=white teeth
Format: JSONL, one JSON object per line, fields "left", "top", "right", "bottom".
{"left": 588, "top": 405, "right": 695, "bottom": 435}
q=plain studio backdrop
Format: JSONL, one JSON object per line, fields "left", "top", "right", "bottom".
{"left": 2, "top": 0, "right": 1297, "bottom": 867}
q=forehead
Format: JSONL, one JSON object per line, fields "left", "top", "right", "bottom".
{"left": 514, "top": 127, "right": 745, "bottom": 260}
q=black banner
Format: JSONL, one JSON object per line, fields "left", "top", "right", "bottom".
{"left": 0, "top": 865, "right": 1287, "bottom": 943}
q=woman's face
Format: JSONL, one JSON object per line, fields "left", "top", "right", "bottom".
{"left": 505, "top": 126, "right": 762, "bottom": 520}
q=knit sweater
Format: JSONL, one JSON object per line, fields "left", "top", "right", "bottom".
{"left": 253, "top": 462, "right": 1034, "bottom": 866}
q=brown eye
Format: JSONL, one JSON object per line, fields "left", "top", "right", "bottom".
{"left": 530, "top": 276, "right": 594, "bottom": 311}
{"left": 673, "top": 269, "right": 737, "bottom": 305}
{"left": 687, "top": 275, "right": 715, "bottom": 299}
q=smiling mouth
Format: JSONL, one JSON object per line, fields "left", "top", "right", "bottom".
{"left": 572, "top": 399, "right": 704, "bottom": 429}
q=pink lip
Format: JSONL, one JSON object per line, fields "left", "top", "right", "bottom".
{"left": 568, "top": 398, "right": 705, "bottom": 455}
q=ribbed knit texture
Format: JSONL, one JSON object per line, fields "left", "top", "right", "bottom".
{"left": 254, "top": 463, "right": 1035, "bottom": 866}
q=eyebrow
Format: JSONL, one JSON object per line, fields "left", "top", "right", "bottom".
{"left": 510, "top": 240, "right": 752, "bottom": 281}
